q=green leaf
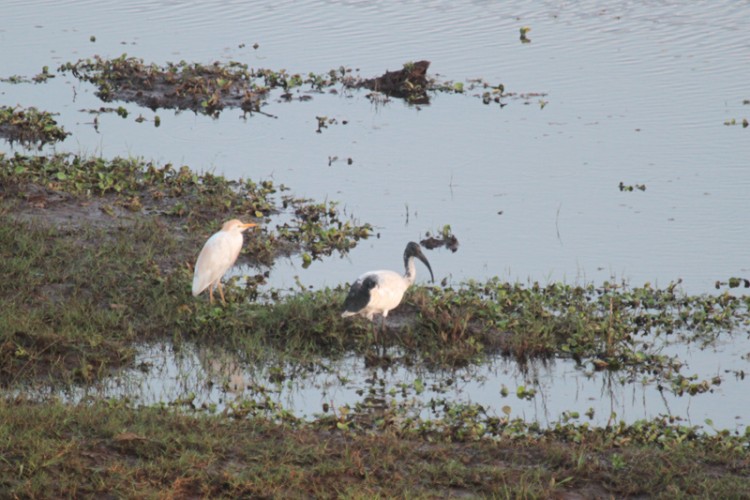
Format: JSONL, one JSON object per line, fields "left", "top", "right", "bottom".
{"left": 413, "top": 378, "right": 424, "bottom": 395}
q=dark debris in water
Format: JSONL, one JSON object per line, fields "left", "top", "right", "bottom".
{"left": 420, "top": 234, "right": 459, "bottom": 253}
{"left": 357, "top": 60, "right": 432, "bottom": 104}
{"left": 421, "top": 225, "right": 459, "bottom": 252}
{"left": 519, "top": 26, "right": 532, "bottom": 44}
{"left": 715, "top": 277, "right": 750, "bottom": 289}
{"left": 723, "top": 117, "right": 749, "bottom": 128}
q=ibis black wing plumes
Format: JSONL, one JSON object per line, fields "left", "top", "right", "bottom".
{"left": 342, "top": 274, "right": 378, "bottom": 315}
{"left": 341, "top": 242, "right": 435, "bottom": 325}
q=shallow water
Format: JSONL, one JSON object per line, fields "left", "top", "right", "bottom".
{"left": 3, "top": 0, "right": 750, "bottom": 428}
{"left": 66, "top": 335, "right": 750, "bottom": 432}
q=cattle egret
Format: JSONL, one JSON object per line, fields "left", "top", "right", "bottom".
{"left": 192, "top": 219, "right": 257, "bottom": 304}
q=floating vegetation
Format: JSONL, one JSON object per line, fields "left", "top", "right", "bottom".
{"left": 618, "top": 181, "right": 646, "bottom": 192}
{"left": 0, "top": 106, "right": 69, "bottom": 149}
{"left": 716, "top": 277, "right": 750, "bottom": 289}
{"left": 31, "top": 66, "right": 55, "bottom": 84}
{"left": 723, "top": 117, "right": 749, "bottom": 128}
{"left": 58, "top": 55, "right": 360, "bottom": 117}
{"left": 0, "top": 75, "right": 28, "bottom": 84}
{"left": 315, "top": 115, "right": 340, "bottom": 133}
{"left": 420, "top": 224, "right": 459, "bottom": 253}
{"left": 1, "top": 66, "right": 54, "bottom": 85}
{"left": 57, "top": 55, "right": 533, "bottom": 115}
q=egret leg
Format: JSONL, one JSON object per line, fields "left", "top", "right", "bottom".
{"left": 217, "top": 282, "right": 226, "bottom": 305}
{"left": 209, "top": 285, "right": 215, "bottom": 304}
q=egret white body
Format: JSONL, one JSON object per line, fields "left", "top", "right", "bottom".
{"left": 192, "top": 219, "right": 257, "bottom": 304}
{"left": 342, "top": 242, "right": 434, "bottom": 327}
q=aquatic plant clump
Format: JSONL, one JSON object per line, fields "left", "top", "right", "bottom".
{"left": 57, "top": 55, "right": 521, "bottom": 114}
{"left": 58, "top": 55, "right": 360, "bottom": 116}
{"left": 0, "top": 105, "right": 70, "bottom": 149}
{"left": 405, "top": 278, "right": 749, "bottom": 373}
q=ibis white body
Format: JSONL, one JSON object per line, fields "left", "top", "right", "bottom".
{"left": 192, "top": 219, "right": 257, "bottom": 304}
{"left": 342, "top": 269, "right": 414, "bottom": 321}
{"left": 342, "top": 242, "right": 434, "bottom": 322}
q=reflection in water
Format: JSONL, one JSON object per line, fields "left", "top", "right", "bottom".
{"left": 198, "top": 346, "right": 247, "bottom": 394}
{"left": 66, "top": 338, "right": 748, "bottom": 433}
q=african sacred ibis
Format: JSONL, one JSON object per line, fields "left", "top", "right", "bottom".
{"left": 341, "top": 242, "right": 434, "bottom": 331}
{"left": 192, "top": 219, "right": 258, "bottom": 304}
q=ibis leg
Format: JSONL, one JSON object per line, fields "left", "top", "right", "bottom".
{"left": 380, "top": 315, "right": 387, "bottom": 357}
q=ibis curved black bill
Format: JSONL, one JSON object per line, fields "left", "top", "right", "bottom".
{"left": 405, "top": 241, "right": 434, "bottom": 283}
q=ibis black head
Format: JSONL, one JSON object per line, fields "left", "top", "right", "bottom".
{"left": 404, "top": 241, "right": 434, "bottom": 283}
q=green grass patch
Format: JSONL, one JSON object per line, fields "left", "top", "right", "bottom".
{"left": 403, "top": 279, "right": 750, "bottom": 373}
{"left": 0, "top": 153, "right": 371, "bottom": 263}
{"left": 0, "top": 398, "right": 747, "bottom": 498}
